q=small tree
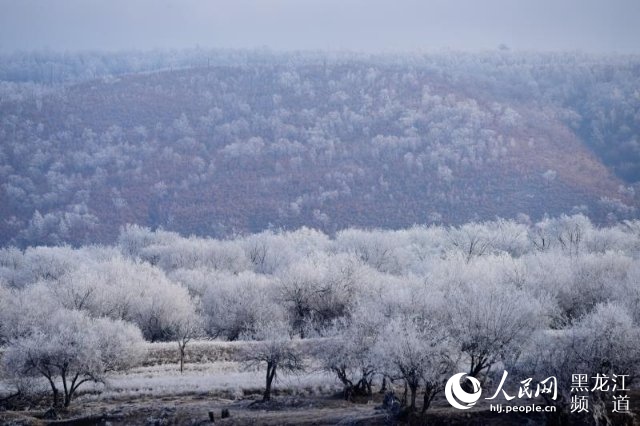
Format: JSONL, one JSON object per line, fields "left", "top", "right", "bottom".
{"left": 240, "top": 320, "right": 305, "bottom": 402}
{"left": 170, "top": 308, "right": 203, "bottom": 374}
{"left": 2, "top": 309, "right": 144, "bottom": 408}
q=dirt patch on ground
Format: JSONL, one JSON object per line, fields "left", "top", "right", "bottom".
{"left": 0, "top": 393, "right": 541, "bottom": 426}
{"left": 3, "top": 390, "right": 639, "bottom": 425}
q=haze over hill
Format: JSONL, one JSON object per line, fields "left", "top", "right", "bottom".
{"left": 0, "top": 50, "right": 638, "bottom": 246}
{"left": 2, "top": 0, "right": 640, "bottom": 53}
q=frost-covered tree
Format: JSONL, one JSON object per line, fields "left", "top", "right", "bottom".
{"left": 486, "top": 219, "right": 530, "bottom": 257}
{"left": 239, "top": 320, "right": 305, "bottom": 402}
{"left": 446, "top": 280, "right": 545, "bottom": 378}
{"left": 374, "top": 317, "right": 454, "bottom": 412}
{"left": 241, "top": 230, "right": 296, "bottom": 274}
{"left": 566, "top": 252, "right": 631, "bottom": 320}
{"left": 0, "top": 280, "right": 10, "bottom": 344}
{"left": 140, "top": 237, "right": 249, "bottom": 273}
{"left": 168, "top": 267, "right": 215, "bottom": 298}
{"left": 0, "top": 247, "right": 24, "bottom": 288}
{"left": 446, "top": 223, "right": 496, "bottom": 263}
{"left": 0, "top": 282, "right": 60, "bottom": 342}
{"left": 517, "top": 302, "right": 640, "bottom": 424}
{"left": 2, "top": 309, "right": 144, "bottom": 407}
{"left": 334, "top": 229, "right": 406, "bottom": 274}
{"left": 15, "top": 246, "right": 84, "bottom": 288}
{"left": 529, "top": 215, "right": 593, "bottom": 257}
{"left": 169, "top": 305, "right": 203, "bottom": 374}
{"left": 49, "top": 257, "right": 197, "bottom": 341}
{"left": 315, "top": 312, "right": 380, "bottom": 400}
{"left": 117, "top": 224, "right": 177, "bottom": 259}
{"left": 201, "top": 271, "right": 279, "bottom": 340}
{"left": 552, "top": 214, "right": 592, "bottom": 258}
{"left": 277, "top": 253, "right": 358, "bottom": 337}
{"left": 572, "top": 302, "right": 640, "bottom": 381}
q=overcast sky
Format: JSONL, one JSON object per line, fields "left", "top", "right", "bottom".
{"left": 1, "top": 0, "right": 639, "bottom": 53}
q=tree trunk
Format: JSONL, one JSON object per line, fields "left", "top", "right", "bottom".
{"left": 62, "top": 373, "right": 73, "bottom": 408}
{"left": 334, "top": 367, "right": 354, "bottom": 400}
{"left": 179, "top": 342, "right": 186, "bottom": 374}
{"left": 469, "top": 355, "right": 487, "bottom": 378}
{"left": 45, "top": 376, "right": 60, "bottom": 408}
{"left": 264, "top": 361, "right": 277, "bottom": 401}
{"left": 409, "top": 384, "right": 417, "bottom": 411}
{"left": 401, "top": 380, "right": 408, "bottom": 407}
{"left": 422, "top": 388, "right": 434, "bottom": 414}
{"left": 61, "top": 370, "right": 69, "bottom": 408}
{"left": 52, "top": 386, "right": 60, "bottom": 408}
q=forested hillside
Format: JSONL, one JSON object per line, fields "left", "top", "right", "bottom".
{"left": 1, "top": 50, "right": 639, "bottom": 246}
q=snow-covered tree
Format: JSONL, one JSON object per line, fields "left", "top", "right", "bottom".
{"left": 315, "top": 313, "right": 380, "bottom": 400}
{"left": 446, "top": 280, "right": 545, "bottom": 378}
{"left": 239, "top": 320, "right": 305, "bottom": 402}
{"left": 517, "top": 302, "right": 640, "bottom": 424}
{"left": 446, "top": 223, "right": 496, "bottom": 263}
{"left": 49, "top": 257, "right": 198, "bottom": 341}
{"left": 276, "top": 253, "right": 358, "bottom": 337}
{"left": 2, "top": 309, "right": 144, "bottom": 407}
{"left": 201, "top": 271, "right": 279, "bottom": 340}
{"left": 169, "top": 305, "right": 203, "bottom": 374}
{"left": 374, "top": 317, "right": 454, "bottom": 412}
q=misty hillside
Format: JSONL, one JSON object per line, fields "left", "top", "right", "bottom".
{"left": 1, "top": 50, "right": 639, "bottom": 246}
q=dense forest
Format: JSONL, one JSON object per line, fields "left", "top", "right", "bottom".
{"left": 1, "top": 49, "right": 639, "bottom": 247}
{"left": 1, "top": 216, "right": 640, "bottom": 422}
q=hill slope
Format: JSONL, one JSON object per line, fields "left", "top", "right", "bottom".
{"left": 0, "top": 51, "right": 638, "bottom": 246}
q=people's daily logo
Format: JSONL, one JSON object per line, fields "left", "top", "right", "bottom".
{"left": 445, "top": 372, "right": 482, "bottom": 410}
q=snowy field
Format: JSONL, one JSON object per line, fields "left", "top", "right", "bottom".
{"left": 1, "top": 340, "right": 341, "bottom": 401}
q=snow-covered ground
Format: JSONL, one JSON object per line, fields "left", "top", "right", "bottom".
{"left": 1, "top": 340, "right": 342, "bottom": 402}
{"left": 78, "top": 361, "right": 340, "bottom": 402}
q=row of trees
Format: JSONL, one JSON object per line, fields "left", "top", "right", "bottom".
{"left": 1, "top": 216, "right": 640, "bottom": 421}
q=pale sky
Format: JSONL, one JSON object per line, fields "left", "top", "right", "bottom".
{"left": 1, "top": 0, "right": 639, "bottom": 53}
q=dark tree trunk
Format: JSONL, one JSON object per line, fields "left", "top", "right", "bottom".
{"left": 179, "top": 341, "right": 186, "bottom": 374}
{"left": 380, "top": 376, "right": 387, "bottom": 393}
{"left": 52, "top": 386, "right": 60, "bottom": 408}
{"left": 45, "top": 376, "right": 60, "bottom": 408}
{"left": 263, "top": 361, "right": 277, "bottom": 401}
{"left": 469, "top": 354, "right": 487, "bottom": 378}
{"left": 61, "top": 370, "right": 69, "bottom": 407}
{"left": 401, "top": 380, "right": 408, "bottom": 407}
{"left": 333, "top": 366, "right": 355, "bottom": 400}
{"left": 422, "top": 385, "right": 438, "bottom": 414}
{"left": 422, "top": 392, "right": 431, "bottom": 414}
{"left": 409, "top": 384, "right": 418, "bottom": 411}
